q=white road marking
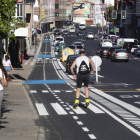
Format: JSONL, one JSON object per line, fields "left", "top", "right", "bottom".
{"left": 24, "top": 58, "right": 32, "bottom": 65}
{"left": 56, "top": 97, "right": 59, "bottom": 98}
{"left": 68, "top": 104, "right": 86, "bottom": 114}
{"left": 35, "top": 103, "right": 49, "bottom": 115}
{"left": 90, "top": 88, "right": 140, "bottom": 116}
{"left": 63, "top": 105, "right": 67, "bottom": 106}
{"left": 124, "top": 118, "right": 140, "bottom": 121}
{"left": 51, "top": 103, "right": 68, "bottom": 115}
{"left": 60, "top": 102, "right": 64, "bottom": 104}
{"left": 54, "top": 95, "right": 57, "bottom": 96}
{"left": 77, "top": 121, "right": 83, "bottom": 125}
{"left": 73, "top": 116, "right": 78, "bottom": 120}
{"left": 88, "top": 134, "right": 97, "bottom": 139}
{"left": 66, "top": 90, "right": 73, "bottom": 92}
{"left": 119, "top": 114, "right": 137, "bottom": 117}
{"left": 53, "top": 90, "right": 61, "bottom": 92}
{"left": 58, "top": 99, "right": 61, "bottom": 101}
{"left": 31, "top": 59, "right": 36, "bottom": 65}
{"left": 66, "top": 107, "right": 70, "bottom": 110}
{"left": 42, "top": 90, "right": 49, "bottom": 93}
{"left": 82, "top": 127, "right": 89, "bottom": 132}
{"left": 30, "top": 90, "right": 37, "bottom": 93}
{"left": 83, "top": 102, "right": 104, "bottom": 114}
{"left": 98, "top": 75, "right": 104, "bottom": 78}
{"left": 52, "top": 93, "right": 55, "bottom": 94}
{"left": 69, "top": 111, "right": 74, "bottom": 114}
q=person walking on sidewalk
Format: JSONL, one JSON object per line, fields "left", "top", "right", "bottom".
{"left": 70, "top": 49, "right": 95, "bottom": 109}
{"left": 3, "top": 55, "right": 14, "bottom": 76}
{"left": 0, "top": 57, "right": 9, "bottom": 118}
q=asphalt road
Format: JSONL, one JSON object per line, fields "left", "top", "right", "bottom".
{"left": 24, "top": 28, "right": 140, "bottom": 140}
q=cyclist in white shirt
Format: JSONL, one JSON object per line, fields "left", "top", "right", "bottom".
{"left": 3, "top": 55, "right": 14, "bottom": 75}
{"left": 0, "top": 57, "right": 9, "bottom": 118}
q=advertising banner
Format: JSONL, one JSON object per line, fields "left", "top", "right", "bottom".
{"left": 73, "top": 3, "right": 90, "bottom": 15}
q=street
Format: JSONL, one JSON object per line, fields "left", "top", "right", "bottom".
{"left": 24, "top": 27, "right": 140, "bottom": 140}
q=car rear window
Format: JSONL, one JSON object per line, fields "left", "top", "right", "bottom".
{"left": 55, "top": 30, "right": 60, "bottom": 32}
{"left": 116, "top": 50, "right": 127, "bottom": 53}
{"left": 132, "top": 46, "right": 138, "bottom": 48}
{"left": 69, "top": 46, "right": 75, "bottom": 49}
{"left": 79, "top": 24, "right": 85, "bottom": 26}
{"left": 74, "top": 43, "right": 82, "bottom": 46}
{"left": 104, "top": 40, "right": 111, "bottom": 43}
{"left": 77, "top": 46, "right": 83, "bottom": 49}
{"left": 56, "top": 38, "right": 63, "bottom": 41}
{"left": 102, "top": 47, "right": 109, "bottom": 50}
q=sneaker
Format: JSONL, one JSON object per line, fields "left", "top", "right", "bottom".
{"left": 85, "top": 98, "right": 90, "bottom": 108}
{"left": 73, "top": 99, "right": 79, "bottom": 109}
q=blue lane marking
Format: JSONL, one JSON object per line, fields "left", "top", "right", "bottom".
{"left": 42, "top": 40, "right": 51, "bottom": 42}
{"left": 24, "top": 80, "right": 66, "bottom": 85}
{"left": 38, "top": 55, "right": 52, "bottom": 58}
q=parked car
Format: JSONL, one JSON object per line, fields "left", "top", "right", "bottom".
{"left": 130, "top": 45, "right": 140, "bottom": 54}
{"left": 62, "top": 30, "right": 69, "bottom": 35}
{"left": 68, "top": 45, "right": 83, "bottom": 54}
{"left": 111, "top": 49, "right": 129, "bottom": 62}
{"left": 96, "top": 47, "right": 110, "bottom": 57}
{"left": 123, "top": 42, "right": 139, "bottom": 52}
{"left": 86, "top": 32, "right": 94, "bottom": 39}
{"left": 71, "top": 41, "right": 84, "bottom": 48}
{"left": 66, "top": 54, "right": 79, "bottom": 74}
{"left": 106, "top": 46, "right": 122, "bottom": 59}
{"left": 76, "top": 31, "right": 84, "bottom": 37}
{"left": 135, "top": 47, "right": 140, "bottom": 56}
{"left": 54, "top": 29, "right": 61, "bottom": 35}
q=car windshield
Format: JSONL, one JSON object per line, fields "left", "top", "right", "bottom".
{"left": 88, "top": 32, "right": 93, "bottom": 34}
{"left": 76, "top": 46, "right": 82, "bottom": 49}
{"left": 104, "top": 40, "right": 111, "bottom": 43}
{"left": 116, "top": 50, "right": 127, "bottom": 53}
{"left": 69, "top": 46, "right": 75, "bottom": 49}
{"left": 64, "top": 30, "right": 68, "bottom": 32}
{"left": 71, "top": 28, "right": 74, "bottom": 29}
{"left": 102, "top": 47, "right": 109, "bottom": 50}
{"left": 79, "top": 24, "right": 85, "bottom": 26}
{"left": 74, "top": 43, "right": 82, "bottom": 45}
{"left": 56, "top": 38, "right": 63, "bottom": 41}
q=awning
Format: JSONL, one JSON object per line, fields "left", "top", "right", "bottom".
{"left": 14, "top": 28, "right": 28, "bottom": 37}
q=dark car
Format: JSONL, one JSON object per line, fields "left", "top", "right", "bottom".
{"left": 76, "top": 31, "right": 84, "bottom": 37}
{"left": 66, "top": 55, "right": 79, "bottom": 74}
{"left": 106, "top": 46, "right": 122, "bottom": 59}
{"left": 62, "top": 30, "right": 69, "bottom": 35}
{"left": 97, "top": 47, "right": 110, "bottom": 57}
{"left": 123, "top": 42, "right": 139, "bottom": 52}
{"left": 54, "top": 29, "right": 61, "bottom": 35}
{"left": 75, "top": 23, "right": 79, "bottom": 28}
{"left": 135, "top": 47, "right": 140, "bottom": 56}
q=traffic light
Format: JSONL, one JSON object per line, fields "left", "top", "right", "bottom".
{"left": 42, "top": 9, "right": 45, "bottom": 19}
{"left": 121, "top": 10, "right": 126, "bottom": 19}
{"left": 112, "top": 10, "right": 117, "bottom": 19}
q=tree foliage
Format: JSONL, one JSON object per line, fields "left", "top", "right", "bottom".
{"left": 104, "top": 6, "right": 114, "bottom": 22}
{"left": 0, "top": 0, "right": 26, "bottom": 39}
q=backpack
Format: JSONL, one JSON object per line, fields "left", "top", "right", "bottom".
{"left": 78, "top": 60, "right": 90, "bottom": 75}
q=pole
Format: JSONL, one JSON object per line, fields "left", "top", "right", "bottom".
{"left": 95, "top": 56, "right": 98, "bottom": 82}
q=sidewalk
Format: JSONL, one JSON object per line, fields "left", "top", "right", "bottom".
{"left": 0, "top": 34, "right": 45, "bottom": 140}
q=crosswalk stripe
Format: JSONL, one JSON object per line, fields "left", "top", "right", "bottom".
{"left": 82, "top": 127, "right": 89, "bottom": 132}
{"left": 35, "top": 103, "right": 49, "bottom": 115}
{"left": 42, "top": 90, "right": 49, "bottom": 93}
{"left": 82, "top": 102, "right": 104, "bottom": 114}
{"left": 53, "top": 90, "right": 61, "bottom": 92}
{"left": 51, "top": 103, "right": 68, "bottom": 115}
{"left": 67, "top": 103, "right": 86, "bottom": 114}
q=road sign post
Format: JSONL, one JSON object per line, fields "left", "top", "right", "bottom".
{"left": 91, "top": 56, "right": 102, "bottom": 83}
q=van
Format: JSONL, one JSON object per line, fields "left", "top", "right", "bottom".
{"left": 79, "top": 24, "right": 86, "bottom": 30}
{"left": 117, "top": 38, "right": 139, "bottom": 45}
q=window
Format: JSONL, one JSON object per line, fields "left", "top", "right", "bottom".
{"left": 17, "top": 4, "right": 23, "bottom": 17}
{"left": 55, "top": 4, "right": 59, "bottom": 9}
{"left": 55, "top": 13, "right": 59, "bottom": 17}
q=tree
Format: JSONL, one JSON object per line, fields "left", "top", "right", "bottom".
{"left": 104, "top": 6, "right": 114, "bottom": 23}
{"left": 0, "top": 0, "right": 26, "bottom": 40}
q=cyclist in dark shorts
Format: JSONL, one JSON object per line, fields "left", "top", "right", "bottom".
{"left": 70, "top": 49, "right": 95, "bottom": 109}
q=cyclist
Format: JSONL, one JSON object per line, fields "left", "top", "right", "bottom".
{"left": 70, "top": 49, "right": 95, "bottom": 109}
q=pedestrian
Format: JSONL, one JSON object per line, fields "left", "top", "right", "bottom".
{"left": 0, "top": 56, "right": 9, "bottom": 118}
{"left": 70, "top": 49, "right": 95, "bottom": 109}
{"left": 3, "top": 55, "right": 14, "bottom": 76}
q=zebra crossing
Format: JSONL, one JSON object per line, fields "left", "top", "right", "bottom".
{"left": 62, "top": 34, "right": 76, "bottom": 37}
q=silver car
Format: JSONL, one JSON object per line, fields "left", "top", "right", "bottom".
{"left": 87, "top": 32, "right": 94, "bottom": 39}
{"left": 111, "top": 49, "right": 129, "bottom": 62}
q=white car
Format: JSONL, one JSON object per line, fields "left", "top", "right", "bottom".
{"left": 71, "top": 41, "right": 84, "bottom": 48}
{"left": 54, "top": 36, "right": 64, "bottom": 46}
{"left": 101, "top": 39, "right": 113, "bottom": 47}
{"left": 69, "top": 27, "right": 75, "bottom": 32}
{"left": 108, "top": 35, "right": 119, "bottom": 38}
{"left": 79, "top": 24, "right": 86, "bottom": 30}
{"left": 131, "top": 45, "right": 140, "bottom": 54}
{"left": 87, "top": 32, "right": 94, "bottom": 39}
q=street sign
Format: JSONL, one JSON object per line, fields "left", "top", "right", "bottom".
{"left": 91, "top": 56, "right": 102, "bottom": 82}
{"left": 91, "top": 56, "right": 102, "bottom": 67}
